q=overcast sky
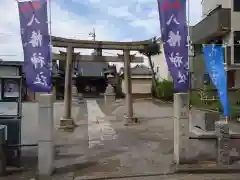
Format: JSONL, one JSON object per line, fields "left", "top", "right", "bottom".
{"left": 0, "top": 0, "right": 202, "bottom": 67}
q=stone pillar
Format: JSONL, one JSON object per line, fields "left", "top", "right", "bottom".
{"left": 123, "top": 49, "right": 134, "bottom": 125}
{"left": 60, "top": 46, "right": 75, "bottom": 129}
{"left": 38, "top": 94, "right": 54, "bottom": 176}
{"left": 215, "top": 120, "right": 230, "bottom": 165}
{"left": 173, "top": 93, "right": 190, "bottom": 165}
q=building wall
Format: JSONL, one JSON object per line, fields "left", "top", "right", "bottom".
{"left": 191, "top": 49, "right": 206, "bottom": 89}
{"left": 231, "top": 2, "right": 240, "bottom": 65}
{"left": 231, "top": 11, "right": 240, "bottom": 31}
{"left": 121, "top": 77, "right": 152, "bottom": 94}
{"left": 194, "top": 0, "right": 240, "bottom": 88}
{"left": 202, "top": 0, "right": 240, "bottom": 64}
{"left": 234, "top": 70, "right": 240, "bottom": 87}
{"left": 151, "top": 43, "right": 172, "bottom": 81}
{"left": 0, "top": 66, "right": 19, "bottom": 76}
{"left": 202, "top": 0, "right": 231, "bottom": 17}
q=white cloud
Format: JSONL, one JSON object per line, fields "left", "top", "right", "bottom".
{"left": 0, "top": 0, "right": 121, "bottom": 61}
{"left": 187, "top": 0, "right": 202, "bottom": 25}
{"left": 107, "top": 6, "right": 134, "bottom": 20}
{"left": 87, "top": 0, "right": 202, "bottom": 38}
{"left": 0, "top": 0, "right": 202, "bottom": 71}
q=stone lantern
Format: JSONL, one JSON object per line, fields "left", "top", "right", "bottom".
{"left": 104, "top": 83, "right": 116, "bottom": 103}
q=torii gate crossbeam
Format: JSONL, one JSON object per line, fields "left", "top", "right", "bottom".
{"left": 52, "top": 53, "right": 144, "bottom": 63}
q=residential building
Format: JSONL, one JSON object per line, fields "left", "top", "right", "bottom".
{"left": 151, "top": 38, "right": 172, "bottom": 82}
{"left": 191, "top": 0, "right": 240, "bottom": 88}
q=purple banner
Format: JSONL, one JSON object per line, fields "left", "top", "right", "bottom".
{"left": 157, "top": 0, "right": 189, "bottom": 92}
{"left": 18, "top": 0, "right": 52, "bottom": 92}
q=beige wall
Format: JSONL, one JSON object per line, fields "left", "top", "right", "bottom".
{"left": 151, "top": 43, "right": 172, "bottom": 81}
{"left": 29, "top": 89, "right": 56, "bottom": 101}
{"left": 231, "top": 12, "right": 240, "bottom": 30}
{"left": 121, "top": 78, "right": 152, "bottom": 94}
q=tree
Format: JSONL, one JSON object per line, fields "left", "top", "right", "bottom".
{"left": 139, "top": 37, "right": 161, "bottom": 97}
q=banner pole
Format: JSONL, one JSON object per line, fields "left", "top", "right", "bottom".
{"left": 48, "top": 0, "right": 53, "bottom": 91}
{"left": 187, "top": 0, "right": 191, "bottom": 109}
{"left": 226, "top": 69, "right": 228, "bottom": 123}
{"left": 224, "top": 43, "right": 229, "bottom": 123}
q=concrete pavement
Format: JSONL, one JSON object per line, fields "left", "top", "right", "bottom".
{"left": 1, "top": 98, "right": 240, "bottom": 179}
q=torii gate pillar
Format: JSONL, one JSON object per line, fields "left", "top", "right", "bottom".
{"left": 123, "top": 49, "right": 134, "bottom": 125}
{"left": 60, "top": 46, "right": 76, "bottom": 129}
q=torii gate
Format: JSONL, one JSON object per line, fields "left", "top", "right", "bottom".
{"left": 52, "top": 36, "right": 150, "bottom": 128}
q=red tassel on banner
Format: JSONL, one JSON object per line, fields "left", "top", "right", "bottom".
{"left": 162, "top": 0, "right": 172, "bottom": 10}
{"left": 161, "top": 0, "right": 168, "bottom": 10}
{"left": 173, "top": 0, "right": 180, "bottom": 9}
{"left": 167, "top": 1, "right": 171, "bottom": 9}
{"left": 20, "top": 2, "right": 40, "bottom": 12}
{"left": 33, "top": 2, "right": 40, "bottom": 9}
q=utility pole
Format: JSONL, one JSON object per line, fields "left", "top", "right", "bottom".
{"left": 89, "top": 28, "right": 102, "bottom": 56}
{"left": 89, "top": 28, "right": 96, "bottom": 55}
{"left": 89, "top": 28, "right": 96, "bottom": 41}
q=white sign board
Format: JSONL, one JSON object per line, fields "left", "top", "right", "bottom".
{"left": 4, "top": 80, "right": 19, "bottom": 98}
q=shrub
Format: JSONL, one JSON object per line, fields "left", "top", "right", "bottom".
{"left": 190, "top": 91, "right": 201, "bottom": 107}
{"left": 211, "top": 100, "right": 222, "bottom": 112}
{"left": 153, "top": 80, "right": 174, "bottom": 101}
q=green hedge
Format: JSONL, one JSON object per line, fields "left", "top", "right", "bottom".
{"left": 152, "top": 80, "right": 174, "bottom": 101}
{"left": 190, "top": 89, "right": 240, "bottom": 118}
{"left": 153, "top": 81, "right": 240, "bottom": 118}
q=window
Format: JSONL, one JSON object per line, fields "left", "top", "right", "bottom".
{"left": 227, "top": 71, "right": 235, "bottom": 88}
{"left": 234, "top": 31, "right": 240, "bottom": 63}
{"left": 194, "top": 44, "right": 202, "bottom": 54}
{"left": 234, "top": 0, "right": 240, "bottom": 11}
{"left": 203, "top": 74, "right": 210, "bottom": 85}
{"left": 226, "top": 46, "right": 231, "bottom": 65}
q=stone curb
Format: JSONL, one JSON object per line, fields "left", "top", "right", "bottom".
{"left": 176, "top": 166, "right": 240, "bottom": 174}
